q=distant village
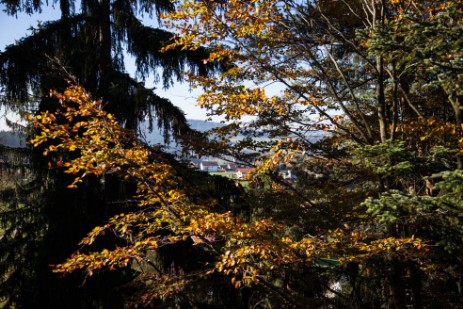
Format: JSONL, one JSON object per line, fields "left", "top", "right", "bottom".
{"left": 188, "top": 157, "right": 297, "bottom": 185}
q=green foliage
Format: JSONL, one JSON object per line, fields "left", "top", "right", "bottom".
{"left": 0, "top": 146, "right": 46, "bottom": 308}
{"left": 430, "top": 170, "right": 463, "bottom": 252}
{"left": 352, "top": 141, "right": 414, "bottom": 178}
{"left": 363, "top": 190, "right": 434, "bottom": 224}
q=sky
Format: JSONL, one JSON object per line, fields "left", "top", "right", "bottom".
{"left": 0, "top": 3, "right": 214, "bottom": 130}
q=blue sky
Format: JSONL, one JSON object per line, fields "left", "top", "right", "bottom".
{"left": 0, "top": 3, "right": 212, "bottom": 129}
{"left": 0, "top": 6, "right": 58, "bottom": 50}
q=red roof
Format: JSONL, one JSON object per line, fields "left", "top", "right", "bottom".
{"left": 236, "top": 167, "right": 254, "bottom": 173}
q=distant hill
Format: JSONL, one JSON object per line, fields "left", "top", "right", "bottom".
{"left": 0, "top": 120, "right": 224, "bottom": 149}
{"left": 142, "top": 119, "right": 326, "bottom": 152}
{"left": 189, "top": 119, "right": 225, "bottom": 132}
{"left": 141, "top": 119, "right": 224, "bottom": 146}
{"left": 0, "top": 120, "right": 326, "bottom": 150}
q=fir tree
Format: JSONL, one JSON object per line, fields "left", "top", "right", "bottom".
{"left": 0, "top": 1, "right": 221, "bottom": 307}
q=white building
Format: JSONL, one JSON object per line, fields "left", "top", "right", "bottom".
{"left": 200, "top": 161, "right": 219, "bottom": 172}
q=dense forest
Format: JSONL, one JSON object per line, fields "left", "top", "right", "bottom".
{"left": 1, "top": 0, "right": 463, "bottom": 308}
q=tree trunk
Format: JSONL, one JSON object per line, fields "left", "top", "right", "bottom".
{"left": 377, "top": 55, "right": 387, "bottom": 143}
{"left": 388, "top": 256, "right": 407, "bottom": 309}
{"left": 409, "top": 262, "right": 423, "bottom": 309}
{"left": 98, "top": 0, "right": 113, "bottom": 100}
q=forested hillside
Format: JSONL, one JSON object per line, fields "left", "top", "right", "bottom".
{"left": 2, "top": 0, "right": 463, "bottom": 308}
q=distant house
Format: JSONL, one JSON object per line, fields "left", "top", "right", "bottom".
{"left": 186, "top": 158, "right": 202, "bottom": 168}
{"left": 200, "top": 161, "right": 219, "bottom": 172}
{"left": 226, "top": 163, "right": 238, "bottom": 171}
{"left": 236, "top": 167, "right": 254, "bottom": 179}
{"left": 219, "top": 162, "right": 238, "bottom": 172}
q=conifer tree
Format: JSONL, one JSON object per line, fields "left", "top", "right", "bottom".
{"left": 0, "top": 0, "right": 220, "bottom": 307}
{"left": 0, "top": 0, "right": 217, "bottom": 133}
